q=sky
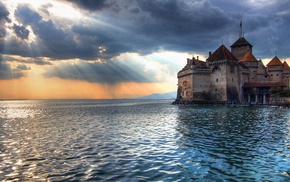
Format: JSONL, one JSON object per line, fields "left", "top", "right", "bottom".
{"left": 0, "top": 0, "right": 290, "bottom": 99}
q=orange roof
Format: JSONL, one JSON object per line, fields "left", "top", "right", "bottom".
{"left": 283, "top": 62, "right": 290, "bottom": 70}
{"left": 267, "top": 56, "right": 283, "bottom": 66}
{"left": 239, "top": 51, "right": 258, "bottom": 62}
{"left": 207, "top": 45, "right": 237, "bottom": 62}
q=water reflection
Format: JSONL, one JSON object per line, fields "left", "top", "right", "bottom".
{"left": 0, "top": 100, "right": 289, "bottom": 181}
{"left": 175, "top": 106, "right": 290, "bottom": 181}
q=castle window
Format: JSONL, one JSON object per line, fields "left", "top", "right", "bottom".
{"left": 183, "top": 81, "right": 187, "bottom": 87}
{"left": 276, "top": 74, "right": 279, "bottom": 76}
{"left": 215, "top": 89, "right": 218, "bottom": 91}
{"left": 232, "top": 78, "right": 234, "bottom": 82}
{"left": 216, "top": 79, "right": 218, "bottom": 82}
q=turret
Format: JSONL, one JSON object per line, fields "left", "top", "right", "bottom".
{"left": 267, "top": 56, "right": 284, "bottom": 82}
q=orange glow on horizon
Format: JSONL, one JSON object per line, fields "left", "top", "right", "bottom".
{"left": 0, "top": 77, "right": 176, "bottom": 100}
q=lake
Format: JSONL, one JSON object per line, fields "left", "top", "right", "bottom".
{"left": 0, "top": 99, "right": 289, "bottom": 181}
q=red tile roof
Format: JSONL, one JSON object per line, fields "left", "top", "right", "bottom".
{"left": 207, "top": 45, "right": 237, "bottom": 62}
{"left": 267, "top": 56, "right": 283, "bottom": 66}
{"left": 239, "top": 51, "right": 258, "bottom": 62}
{"left": 243, "top": 82, "right": 286, "bottom": 88}
{"left": 283, "top": 61, "right": 290, "bottom": 70}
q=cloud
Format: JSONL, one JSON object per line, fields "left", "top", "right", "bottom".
{"left": 12, "top": 24, "right": 30, "bottom": 39}
{"left": 11, "top": 4, "right": 110, "bottom": 60}
{"left": 0, "top": 1, "right": 10, "bottom": 22}
{"left": 33, "top": 59, "right": 52, "bottom": 65}
{"left": 44, "top": 53, "right": 179, "bottom": 84}
{"left": 1, "top": 0, "right": 290, "bottom": 65}
{"left": 0, "top": 62, "right": 25, "bottom": 79}
{"left": 60, "top": 0, "right": 116, "bottom": 11}
{"left": 0, "top": 1, "right": 10, "bottom": 52}
{"left": 1, "top": 55, "right": 52, "bottom": 66}
{"left": 17, "top": 64, "right": 31, "bottom": 70}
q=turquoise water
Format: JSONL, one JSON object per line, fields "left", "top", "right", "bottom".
{"left": 0, "top": 100, "right": 289, "bottom": 181}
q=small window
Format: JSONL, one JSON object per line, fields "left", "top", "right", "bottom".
{"left": 277, "top": 74, "right": 279, "bottom": 76}
{"left": 183, "top": 81, "right": 187, "bottom": 86}
{"left": 216, "top": 79, "right": 218, "bottom": 82}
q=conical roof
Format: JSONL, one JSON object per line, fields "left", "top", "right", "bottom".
{"left": 230, "top": 37, "right": 253, "bottom": 48}
{"left": 283, "top": 61, "right": 290, "bottom": 70}
{"left": 207, "top": 45, "right": 237, "bottom": 62}
{"left": 239, "top": 51, "right": 258, "bottom": 62}
{"left": 267, "top": 56, "right": 283, "bottom": 66}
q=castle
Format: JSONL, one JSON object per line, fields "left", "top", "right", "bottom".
{"left": 175, "top": 32, "right": 290, "bottom": 104}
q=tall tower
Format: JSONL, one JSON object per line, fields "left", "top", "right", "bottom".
{"left": 230, "top": 21, "right": 253, "bottom": 60}
{"left": 207, "top": 45, "right": 240, "bottom": 102}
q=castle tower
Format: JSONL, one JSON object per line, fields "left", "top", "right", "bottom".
{"left": 207, "top": 45, "right": 240, "bottom": 102}
{"left": 282, "top": 61, "right": 290, "bottom": 89}
{"left": 230, "top": 37, "right": 253, "bottom": 60}
{"left": 267, "top": 56, "right": 284, "bottom": 82}
{"left": 239, "top": 51, "right": 263, "bottom": 82}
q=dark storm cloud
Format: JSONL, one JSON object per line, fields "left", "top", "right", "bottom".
{"left": 0, "top": 1, "right": 10, "bottom": 22}
{"left": 0, "top": 62, "right": 25, "bottom": 79}
{"left": 134, "top": 0, "right": 235, "bottom": 48}
{"left": 12, "top": 4, "right": 101, "bottom": 60}
{"left": 60, "top": 0, "right": 115, "bottom": 11}
{"left": 69, "top": 0, "right": 237, "bottom": 60}
{"left": 12, "top": 24, "right": 29, "bottom": 39}
{"left": 0, "top": 2, "right": 10, "bottom": 53}
{"left": 1, "top": 0, "right": 290, "bottom": 72}
{"left": 44, "top": 60, "right": 155, "bottom": 84}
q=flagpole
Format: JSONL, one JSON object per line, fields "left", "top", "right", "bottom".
{"left": 240, "top": 20, "right": 243, "bottom": 38}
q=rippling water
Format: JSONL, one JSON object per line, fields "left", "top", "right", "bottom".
{"left": 0, "top": 99, "right": 289, "bottom": 181}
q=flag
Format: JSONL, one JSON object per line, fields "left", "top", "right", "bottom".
{"left": 240, "top": 20, "right": 242, "bottom": 28}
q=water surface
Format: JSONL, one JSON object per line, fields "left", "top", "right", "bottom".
{"left": 0, "top": 100, "right": 289, "bottom": 181}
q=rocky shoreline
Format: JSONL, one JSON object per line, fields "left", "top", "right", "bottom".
{"left": 172, "top": 99, "right": 290, "bottom": 108}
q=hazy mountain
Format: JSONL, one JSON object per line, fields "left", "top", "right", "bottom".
{"left": 136, "top": 91, "right": 177, "bottom": 99}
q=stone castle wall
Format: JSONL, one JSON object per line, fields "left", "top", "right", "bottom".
{"left": 177, "top": 68, "right": 193, "bottom": 100}
{"left": 192, "top": 73, "right": 210, "bottom": 100}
